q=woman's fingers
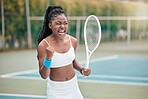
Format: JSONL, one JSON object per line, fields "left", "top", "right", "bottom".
{"left": 82, "top": 68, "right": 91, "bottom": 76}
{"left": 45, "top": 46, "right": 55, "bottom": 59}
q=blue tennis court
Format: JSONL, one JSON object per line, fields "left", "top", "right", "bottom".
{"left": 1, "top": 55, "right": 148, "bottom": 99}
{"left": 0, "top": 94, "right": 45, "bottom": 99}
{"left": 3, "top": 55, "right": 148, "bottom": 84}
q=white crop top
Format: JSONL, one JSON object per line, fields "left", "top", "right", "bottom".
{"left": 43, "top": 36, "right": 75, "bottom": 68}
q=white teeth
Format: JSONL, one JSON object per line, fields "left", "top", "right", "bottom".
{"left": 59, "top": 31, "right": 64, "bottom": 32}
{"left": 58, "top": 30, "right": 65, "bottom": 34}
{"left": 59, "top": 32, "right": 65, "bottom": 35}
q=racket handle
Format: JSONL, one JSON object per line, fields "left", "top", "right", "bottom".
{"left": 84, "top": 69, "right": 87, "bottom": 78}
{"left": 85, "top": 59, "right": 89, "bottom": 69}
{"left": 84, "top": 59, "right": 89, "bottom": 78}
{"left": 84, "top": 53, "right": 90, "bottom": 78}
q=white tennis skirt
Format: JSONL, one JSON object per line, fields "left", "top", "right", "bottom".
{"left": 46, "top": 75, "right": 84, "bottom": 99}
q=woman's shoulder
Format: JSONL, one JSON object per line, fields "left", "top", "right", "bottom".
{"left": 68, "top": 34, "right": 78, "bottom": 49}
{"left": 38, "top": 36, "right": 51, "bottom": 47}
{"left": 37, "top": 37, "right": 49, "bottom": 50}
{"left": 68, "top": 34, "right": 77, "bottom": 42}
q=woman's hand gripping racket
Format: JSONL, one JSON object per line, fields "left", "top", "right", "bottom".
{"left": 84, "top": 15, "right": 101, "bottom": 77}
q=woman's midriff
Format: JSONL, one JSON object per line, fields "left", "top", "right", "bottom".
{"left": 49, "top": 64, "right": 75, "bottom": 81}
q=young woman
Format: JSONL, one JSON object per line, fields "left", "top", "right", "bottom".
{"left": 37, "top": 5, "right": 91, "bottom": 99}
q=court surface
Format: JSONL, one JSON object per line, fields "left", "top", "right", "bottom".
{"left": 0, "top": 40, "right": 148, "bottom": 99}
{"left": 1, "top": 55, "right": 148, "bottom": 85}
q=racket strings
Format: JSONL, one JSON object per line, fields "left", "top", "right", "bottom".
{"left": 86, "top": 17, "right": 99, "bottom": 51}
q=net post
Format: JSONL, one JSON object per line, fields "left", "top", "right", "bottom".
{"left": 76, "top": 19, "right": 81, "bottom": 46}
{"left": 127, "top": 17, "right": 131, "bottom": 47}
{"left": 1, "top": 0, "right": 5, "bottom": 48}
{"left": 25, "top": 0, "right": 32, "bottom": 49}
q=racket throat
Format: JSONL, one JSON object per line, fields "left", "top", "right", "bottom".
{"left": 85, "top": 59, "right": 89, "bottom": 69}
{"left": 85, "top": 54, "right": 91, "bottom": 69}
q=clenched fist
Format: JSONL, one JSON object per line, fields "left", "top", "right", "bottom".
{"left": 80, "top": 68, "right": 91, "bottom": 76}
{"left": 45, "top": 46, "right": 55, "bottom": 60}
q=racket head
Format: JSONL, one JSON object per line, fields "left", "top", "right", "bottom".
{"left": 84, "top": 15, "right": 101, "bottom": 54}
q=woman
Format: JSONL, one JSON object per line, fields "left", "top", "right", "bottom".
{"left": 37, "top": 5, "right": 91, "bottom": 99}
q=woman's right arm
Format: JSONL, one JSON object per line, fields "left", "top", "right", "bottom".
{"left": 37, "top": 42, "right": 54, "bottom": 79}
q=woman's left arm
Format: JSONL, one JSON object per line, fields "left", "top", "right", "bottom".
{"left": 71, "top": 36, "right": 91, "bottom": 76}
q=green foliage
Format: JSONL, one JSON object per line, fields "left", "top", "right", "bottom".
{"left": 3, "top": 0, "right": 27, "bottom": 48}
{"left": 31, "top": 20, "right": 43, "bottom": 47}
{"left": 1, "top": 0, "right": 148, "bottom": 49}
{"left": 29, "top": 0, "right": 46, "bottom": 16}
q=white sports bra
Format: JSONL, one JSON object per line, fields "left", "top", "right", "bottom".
{"left": 43, "top": 36, "right": 75, "bottom": 68}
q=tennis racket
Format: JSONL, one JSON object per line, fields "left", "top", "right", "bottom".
{"left": 84, "top": 15, "right": 101, "bottom": 69}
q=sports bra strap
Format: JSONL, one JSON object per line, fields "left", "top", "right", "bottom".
{"left": 43, "top": 39, "right": 50, "bottom": 46}
{"left": 68, "top": 35, "right": 72, "bottom": 46}
{"left": 43, "top": 35, "right": 72, "bottom": 46}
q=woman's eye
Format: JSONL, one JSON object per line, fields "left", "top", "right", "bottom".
{"left": 55, "top": 22, "right": 68, "bottom": 26}
{"left": 64, "top": 22, "right": 68, "bottom": 25}
{"left": 56, "top": 22, "right": 61, "bottom": 25}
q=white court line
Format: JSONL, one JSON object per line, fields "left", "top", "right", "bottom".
{"left": 0, "top": 93, "right": 93, "bottom": 99}
{"left": 78, "top": 79, "right": 148, "bottom": 86}
{"left": 89, "top": 74, "right": 148, "bottom": 81}
{"left": 0, "top": 69, "right": 38, "bottom": 78}
{"left": 0, "top": 93, "right": 45, "bottom": 98}
{"left": 6, "top": 76, "right": 43, "bottom": 80}
{"left": 4, "top": 74, "right": 148, "bottom": 86}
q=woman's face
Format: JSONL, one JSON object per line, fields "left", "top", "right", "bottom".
{"left": 49, "top": 14, "right": 68, "bottom": 38}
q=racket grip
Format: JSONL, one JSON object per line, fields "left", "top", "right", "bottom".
{"left": 85, "top": 56, "right": 90, "bottom": 69}
{"left": 84, "top": 69, "right": 87, "bottom": 78}
{"left": 85, "top": 60, "right": 89, "bottom": 78}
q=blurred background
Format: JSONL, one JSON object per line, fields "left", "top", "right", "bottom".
{"left": 0, "top": 0, "right": 148, "bottom": 50}
{"left": 0, "top": 0, "right": 148, "bottom": 99}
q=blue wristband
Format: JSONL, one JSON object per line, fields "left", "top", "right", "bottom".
{"left": 43, "top": 57, "right": 52, "bottom": 68}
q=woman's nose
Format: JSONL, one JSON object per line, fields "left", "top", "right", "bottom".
{"left": 60, "top": 24, "right": 64, "bottom": 28}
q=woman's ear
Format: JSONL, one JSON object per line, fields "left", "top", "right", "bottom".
{"left": 48, "top": 23, "right": 52, "bottom": 29}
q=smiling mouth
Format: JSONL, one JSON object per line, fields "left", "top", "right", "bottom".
{"left": 58, "top": 30, "right": 66, "bottom": 35}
